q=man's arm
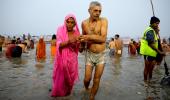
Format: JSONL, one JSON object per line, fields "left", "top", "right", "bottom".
{"left": 146, "top": 30, "right": 164, "bottom": 55}
{"left": 81, "top": 18, "right": 108, "bottom": 43}
{"left": 79, "top": 22, "right": 86, "bottom": 52}
{"left": 108, "top": 42, "right": 111, "bottom": 49}
{"left": 150, "top": 43, "right": 164, "bottom": 55}
{"left": 81, "top": 21, "right": 86, "bottom": 35}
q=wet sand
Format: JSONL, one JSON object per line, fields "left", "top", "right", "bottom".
{"left": 0, "top": 44, "right": 170, "bottom": 100}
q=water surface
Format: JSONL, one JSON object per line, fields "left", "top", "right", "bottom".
{"left": 0, "top": 44, "right": 170, "bottom": 100}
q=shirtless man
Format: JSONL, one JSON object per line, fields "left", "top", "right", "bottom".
{"left": 114, "top": 34, "right": 123, "bottom": 55}
{"left": 108, "top": 38, "right": 116, "bottom": 56}
{"left": 79, "top": 1, "right": 108, "bottom": 100}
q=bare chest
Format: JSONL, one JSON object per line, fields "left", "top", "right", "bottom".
{"left": 85, "top": 21, "right": 102, "bottom": 35}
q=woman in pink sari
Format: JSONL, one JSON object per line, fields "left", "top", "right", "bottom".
{"left": 51, "top": 14, "right": 80, "bottom": 97}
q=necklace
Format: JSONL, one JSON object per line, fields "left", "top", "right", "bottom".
{"left": 88, "top": 19, "right": 97, "bottom": 32}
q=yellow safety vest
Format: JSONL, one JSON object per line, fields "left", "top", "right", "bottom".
{"left": 140, "top": 27, "right": 158, "bottom": 57}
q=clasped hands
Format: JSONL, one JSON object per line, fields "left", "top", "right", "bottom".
{"left": 78, "top": 35, "right": 89, "bottom": 42}
{"left": 67, "top": 35, "right": 89, "bottom": 44}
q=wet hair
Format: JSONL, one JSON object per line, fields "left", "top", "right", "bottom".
{"left": 11, "top": 40, "right": 16, "bottom": 44}
{"left": 22, "top": 42, "right": 27, "bottom": 46}
{"left": 52, "top": 34, "right": 56, "bottom": 40}
{"left": 163, "top": 38, "right": 167, "bottom": 43}
{"left": 115, "top": 34, "right": 119, "bottom": 38}
{"left": 17, "top": 37, "right": 20, "bottom": 40}
{"left": 12, "top": 46, "right": 22, "bottom": 57}
{"left": 150, "top": 16, "right": 160, "bottom": 25}
{"left": 89, "top": 1, "right": 101, "bottom": 9}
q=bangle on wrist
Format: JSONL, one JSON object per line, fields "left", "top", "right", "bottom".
{"left": 67, "top": 40, "right": 69, "bottom": 45}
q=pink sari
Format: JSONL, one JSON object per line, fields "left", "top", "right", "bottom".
{"left": 51, "top": 14, "right": 80, "bottom": 97}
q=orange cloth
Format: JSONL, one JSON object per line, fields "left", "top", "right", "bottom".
{"left": 51, "top": 39, "right": 56, "bottom": 57}
{"left": 5, "top": 44, "right": 16, "bottom": 57}
{"left": 128, "top": 43, "right": 136, "bottom": 55}
{"left": 36, "top": 38, "right": 46, "bottom": 60}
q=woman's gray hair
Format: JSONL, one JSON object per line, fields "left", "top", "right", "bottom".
{"left": 89, "top": 1, "right": 101, "bottom": 9}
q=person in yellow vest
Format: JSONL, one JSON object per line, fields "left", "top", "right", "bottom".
{"left": 140, "top": 16, "right": 165, "bottom": 83}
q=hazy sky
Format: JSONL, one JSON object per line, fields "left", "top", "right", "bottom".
{"left": 0, "top": 0, "right": 170, "bottom": 39}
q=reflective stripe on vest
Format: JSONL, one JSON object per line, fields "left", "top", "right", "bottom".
{"left": 140, "top": 27, "right": 158, "bottom": 57}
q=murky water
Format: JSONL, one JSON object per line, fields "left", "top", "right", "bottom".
{"left": 0, "top": 44, "right": 170, "bottom": 100}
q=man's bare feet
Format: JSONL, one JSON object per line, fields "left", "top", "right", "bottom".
{"left": 86, "top": 88, "right": 91, "bottom": 93}
{"left": 80, "top": 88, "right": 91, "bottom": 94}
{"left": 89, "top": 95, "right": 95, "bottom": 100}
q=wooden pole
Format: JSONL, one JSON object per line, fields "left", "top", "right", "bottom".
{"left": 150, "top": 0, "right": 155, "bottom": 16}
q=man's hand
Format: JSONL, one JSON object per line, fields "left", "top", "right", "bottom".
{"left": 79, "top": 35, "right": 89, "bottom": 42}
{"left": 159, "top": 51, "right": 166, "bottom": 56}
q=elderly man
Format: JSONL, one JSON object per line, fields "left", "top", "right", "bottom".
{"left": 79, "top": 1, "right": 108, "bottom": 100}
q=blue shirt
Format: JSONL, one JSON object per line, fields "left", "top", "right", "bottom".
{"left": 146, "top": 30, "right": 155, "bottom": 44}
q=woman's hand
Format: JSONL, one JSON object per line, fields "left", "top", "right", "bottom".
{"left": 78, "top": 35, "right": 89, "bottom": 42}
{"left": 68, "top": 36, "right": 79, "bottom": 44}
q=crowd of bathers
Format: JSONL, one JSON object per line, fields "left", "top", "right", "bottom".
{"left": 0, "top": 34, "right": 34, "bottom": 57}
{"left": 108, "top": 35, "right": 170, "bottom": 56}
